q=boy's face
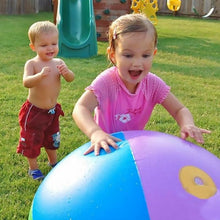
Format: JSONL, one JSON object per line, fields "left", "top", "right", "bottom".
{"left": 109, "top": 31, "right": 157, "bottom": 93}
{"left": 30, "top": 31, "right": 59, "bottom": 61}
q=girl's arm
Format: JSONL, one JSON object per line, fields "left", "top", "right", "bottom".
{"left": 161, "top": 92, "right": 211, "bottom": 143}
{"left": 72, "top": 90, "right": 120, "bottom": 155}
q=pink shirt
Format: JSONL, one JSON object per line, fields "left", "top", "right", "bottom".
{"left": 86, "top": 66, "right": 170, "bottom": 133}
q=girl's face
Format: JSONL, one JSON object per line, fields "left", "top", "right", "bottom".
{"left": 110, "top": 31, "right": 157, "bottom": 93}
{"left": 30, "top": 31, "right": 59, "bottom": 61}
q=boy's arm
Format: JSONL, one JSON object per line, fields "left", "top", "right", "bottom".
{"left": 23, "top": 61, "right": 49, "bottom": 88}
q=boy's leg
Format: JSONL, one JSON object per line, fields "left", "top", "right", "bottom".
{"left": 27, "top": 157, "right": 38, "bottom": 170}
{"left": 44, "top": 103, "right": 63, "bottom": 167}
{"left": 45, "top": 148, "right": 57, "bottom": 166}
{"left": 27, "top": 157, "right": 44, "bottom": 180}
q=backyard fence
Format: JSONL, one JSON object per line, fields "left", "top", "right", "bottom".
{"left": 0, "top": 0, "right": 219, "bottom": 18}
{"left": 158, "top": 0, "right": 219, "bottom": 18}
{"left": 0, "top": 0, "right": 52, "bottom": 14}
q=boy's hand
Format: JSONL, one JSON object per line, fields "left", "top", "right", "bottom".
{"left": 84, "top": 130, "right": 121, "bottom": 156}
{"left": 41, "top": 66, "right": 51, "bottom": 77}
{"left": 57, "top": 64, "right": 69, "bottom": 77}
{"left": 57, "top": 63, "right": 75, "bottom": 82}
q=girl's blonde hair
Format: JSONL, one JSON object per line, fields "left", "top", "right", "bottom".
{"left": 107, "top": 13, "right": 158, "bottom": 62}
{"left": 28, "top": 21, "right": 58, "bottom": 44}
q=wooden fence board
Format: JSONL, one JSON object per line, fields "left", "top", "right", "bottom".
{"left": 0, "top": 0, "right": 52, "bottom": 14}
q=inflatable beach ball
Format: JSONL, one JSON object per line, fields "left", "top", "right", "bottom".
{"left": 29, "top": 130, "right": 220, "bottom": 220}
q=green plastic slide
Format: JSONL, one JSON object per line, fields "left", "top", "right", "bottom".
{"left": 57, "top": 0, "right": 97, "bottom": 58}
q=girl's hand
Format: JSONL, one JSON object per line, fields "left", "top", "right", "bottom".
{"left": 84, "top": 130, "right": 121, "bottom": 156}
{"left": 180, "top": 125, "right": 211, "bottom": 144}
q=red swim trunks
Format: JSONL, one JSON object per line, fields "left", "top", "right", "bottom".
{"left": 17, "top": 100, "right": 64, "bottom": 158}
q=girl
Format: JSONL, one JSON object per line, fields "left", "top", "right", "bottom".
{"left": 73, "top": 13, "right": 210, "bottom": 156}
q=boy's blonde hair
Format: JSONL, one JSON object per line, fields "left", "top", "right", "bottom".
{"left": 28, "top": 21, "right": 58, "bottom": 44}
{"left": 107, "top": 13, "right": 158, "bottom": 62}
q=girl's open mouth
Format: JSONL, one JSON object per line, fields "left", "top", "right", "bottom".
{"left": 129, "top": 70, "right": 142, "bottom": 77}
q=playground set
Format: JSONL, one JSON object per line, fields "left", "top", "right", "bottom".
{"left": 55, "top": 0, "right": 182, "bottom": 58}
{"left": 54, "top": 0, "right": 216, "bottom": 58}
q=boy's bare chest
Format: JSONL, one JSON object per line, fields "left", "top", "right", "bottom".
{"left": 34, "top": 64, "right": 60, "bottom": 87}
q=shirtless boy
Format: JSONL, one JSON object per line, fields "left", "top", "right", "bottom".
{"left": 17, "top": 21, "right": 75, "bottom": 180}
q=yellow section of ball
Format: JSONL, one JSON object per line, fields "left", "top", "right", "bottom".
{"left": 179, "top": 166, "right": 217, "bottom": 199}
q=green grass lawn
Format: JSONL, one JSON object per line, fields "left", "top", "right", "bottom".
{"left": 0, "top": 12, "right": 219, "bottom": 219}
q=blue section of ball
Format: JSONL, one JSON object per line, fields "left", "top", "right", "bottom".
{"left": 31, "top": 131, "right": 150, "bottom": 219}
{"left": 29, "top": 130, "right": 220, "bottom": 220}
